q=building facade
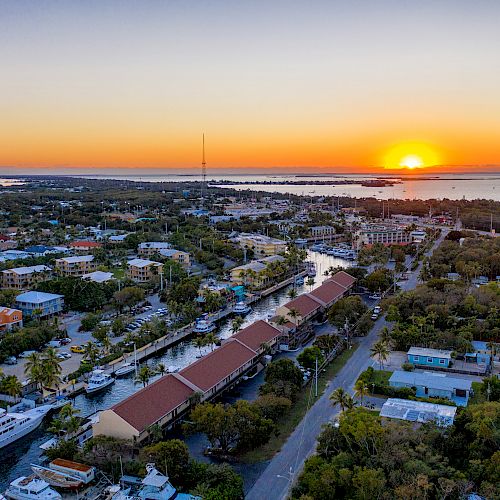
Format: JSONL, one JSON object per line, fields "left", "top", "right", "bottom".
{"left": 127, "top": 259, "right": 163, "bottom": 283}
{"left": 1, "top": 265, "right": 52, "bottom": 290}
{"left": 15, "top": 291, "right": 64, "bottom": 317}
{"left": 0, "top": 307, "right": 23, "bottom": 331}
{"left": 237, "top": 233, "right": 287, "bottom": 256}
{"left": 407, "top": 347, "right": 452, "bottom": 368}
{"left": 55, "top": 255, "right": 96, "bottom": 277}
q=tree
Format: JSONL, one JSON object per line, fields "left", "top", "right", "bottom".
{"left": 287, "top": 288, "right": 298, "bottom": 300}
{"left": 231, "top": 316, "right": 244, "bottom": 334}
{"left": 2, "top": 375, "right": 22, "bottom": 400}
{"left": 156, "top": 363, "right": 167, "bottom": 376}
{"left": 41, "top": 348, "right": 62, "bottom": 391}
{"left": 81, "top": 313, "right": 102, "bottom": 332}
{"left": 306, "top": 277, "right": 316, "bottom": 290}
{"left": 354, "top": 379, "right": 369, "bottom": 404}
{"left": 83, "top": 341, "right": 100, "bottom": 367}
{"left": 204, "top": 333, "right": 217, "bottom": 352}
{"left": 113, "top": 286, "right": 145, "bottom": 313}
{"left": 111, "top": 317, "right": 126, "bottom": 336}
{"left": 330, "top": 387, "right": 350, "bottom": 412}
{"left": 253, "top": 394, "right": 292, "bottom": 422}
{"left": 297, "top": 346, "right": 324, "bottom": 371}
{"left": 140, "top": 440, "right": 190, "bottom": 487}
{"left": 193, "top": 336, "right": 206, "bottom": 356}
{"left": 370, "top": 341, "right": 390, "bottom": 370}
{"left": 328, "top": 295, "right": 368, "bottom": 330}
{"left": 135, "top": 365, "right": 154, "bottom": 387}
{"left": 24, "top": 352, "right": 43, "bottom": 390}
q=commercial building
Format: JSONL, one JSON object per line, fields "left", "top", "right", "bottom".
{"left": 15, "top": 291, "right": 64, "bottom": 318}
{"left": 0, "top": 307, "right": 23, "bottom": 331}
{"left": 126, "top": 259, "right": 163, "bottom": 283}
{"left": 2, "top": 265, "right": 52, "bottom": 290}
{"left": 55, "top": 255, "right": 96, "bottom": 277}
{"left": 407, "top": 347, "right": 453, "bottom": 368}
{"left": 380, "top": 398, "right": 457, "bottom": 427}
{"left": 236, "top": 233, "right": 287, "bottom": 256}
{"left": 389, "top": 370, "right": 472, "bottom": 406}
{"left": 93, "top": 320, "right": 281, "bottom": 443}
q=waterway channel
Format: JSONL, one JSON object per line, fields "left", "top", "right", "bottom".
{"left": 0, "top": 251, "right": 349, "bottom": 490}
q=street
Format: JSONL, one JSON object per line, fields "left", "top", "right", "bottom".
{"left": 246, "top": 230, "right": 448, "bottom": 500}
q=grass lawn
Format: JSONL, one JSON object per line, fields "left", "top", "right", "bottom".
{"left": 111, "top": 267, "right": 126, "bottom": 279}
{"left": 240, "top": 345, "right": 358, "bottom": 463}
{"left": 357, "top": 369, "right": 392, "bottom": 386}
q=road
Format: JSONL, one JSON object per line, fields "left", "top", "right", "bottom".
{"left": 246, "top": 230, "right": 448, "bottom": 500}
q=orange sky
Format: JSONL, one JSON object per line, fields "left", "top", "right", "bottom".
{"left": 1, "top": 1, "right": 500, "bottom": 173}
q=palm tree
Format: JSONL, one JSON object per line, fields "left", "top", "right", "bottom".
{"left": 276, "top": 315, "right": 288, "bottom": 326}
{"left": 288, "top": 307, "right": 300, "bottom": 325}
{"left": 2, "top": 375, "right": 23, "bottom": 400}
{"left": 156, "top": 363, "right": 167, "bottom": 376}
{"left": 101, "top": 334, "right": 112, "bottom": 355}
{"left": 204, "top": 333, "right": 217, "bottom": 352}
{"left": 59, "top": 403, "right": 80, "bottom": 421}
{"left": 344, "top": 395, "right": 357, "bottom": 410}
{"left": 135, "top": 365, "right": 154, "bottom": 387}
{"left": 379, "top": 326, "right": 391, "bottom": 344}
{"left": 231, "top": 316, "right": 244, "bottom": 334}
{"left": 83, "top": 341, "right": 100, "bottom": 367}
{"left": 24, "top": 352, "right": 43, "bottom": 390}
{"left": 287, "top": 288, "right": 298, "bottom": 300}
{"left": 330, "top": 387, "right": 350, "bottom": 412}
{"left": 354, "top": 379, "right": 369, "bottom": 404}
{"left": 306, "top": 277, "right": 315, "bottom": 291}
{"left": 193, "top": 336, "right": 206, "bottom": 356}
{"left": 370, "top": 341, "right": 390, "bottom": 370}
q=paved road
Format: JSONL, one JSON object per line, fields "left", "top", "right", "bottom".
{"left": 246, "top": 230, "right": 448, "bottom": 500}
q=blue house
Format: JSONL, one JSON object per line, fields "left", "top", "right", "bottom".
{"left": 407, "top": 347, "right": 452, "bottom": 368}
{"left": 389, "top": 370, "right": 472, "bottom": 406}
{"left": 465, "top": 341, "right": 492, "bottom": 367}
{"left": 15, "top": 291, "right": 64, "bottom": 318}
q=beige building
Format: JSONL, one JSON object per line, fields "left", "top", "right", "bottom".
{"left": 2, "top": 265, "right": 52, "bottom": 290}
{"left": 159, "top": 248, "right": 191, "bottom": 267}
{"left": 355, "top": 224, "right": 420, "bottom": 249}
{"left": 230, "top": 255, "right": 285, "bottom": 287}
{"left": 237, "top": 233, "right": 287, "bottom": 256}
{"left": 138, "top": 242, "right": 171, "bottom": 257}
{"left": 55, "top": 255, "right": 96, "bottom": 277}
{"left": 126, "top": 259, "right": 163, "bottom": 283}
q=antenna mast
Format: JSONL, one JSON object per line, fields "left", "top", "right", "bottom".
{"left": 201, "top": 133, "right": 206, "bottom": 202}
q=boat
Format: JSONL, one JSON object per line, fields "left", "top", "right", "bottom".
{"left": 193, "top": 319, "right": 216, "bottom": 334}
{"left": 306, "top": 263, "right": 317, "bottom": 277}
{"left": 4, "top": 475, "right": 61, "bottom": 500}
{"left": 30, "top": 465, "right": 82, "bottom": 491}
{"left": 295, "top": 238, "right": 308, "bottom": 246}
{"left": 118, "top": 463, "right": 200, "bottom": 500}
{"left": 310, "top": 244, "right": 323, "bottom": 252}
{"left": 233, "top": 301, "right": 251, "bottom": 315}
{"left": 47, "top": 459, "right": 95, "bottom": 485}
{"left": 114, "top": 362, "right": 137, "bottom": 377}
{"left": 0, "top": 405, "right": 55, "bottom": 450}
{"left": 295, "top": 275, "right": 305, "bottom": 286}
{"left": 85, "top": 369, "right": 115, "bottom": 394}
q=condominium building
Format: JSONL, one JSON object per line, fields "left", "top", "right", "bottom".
{"left": 0, "top": 307, "right": 23, "bottom": 331}
{"left": 127, "top": 259, "right": 163, "bottom": 283}
{"left": 55, "top": 255, "right": 97, "bottom": 277}
{"left": 355, "top": 224, "right": 425, "bottom": 249}
{"left": 1, "top": 265, "right": 52, "bottom": 290}
{"left": 237, "top": 233, "right": 287, "bottom": 256}
{"left": 310, "top": 225, "right": 336, "bottom": 238}
{"left": 159, "top": 248, "right": 191, "bottom": 267}
{"left": 15, "top": 291, "right": 64, "bottom": 318}
{"left": 138, "top": 242, "right": 172, "bottom": 257}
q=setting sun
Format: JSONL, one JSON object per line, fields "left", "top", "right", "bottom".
{"left": 382, "top": 142, "right": 441, "bottom": 170}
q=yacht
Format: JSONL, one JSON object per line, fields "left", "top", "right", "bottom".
{"left": 4, "top": 475, "right": 61, "bottom": 500}
{"left": 193, "top": 319, "right": 216, "bottom": 334}
{"left": 233, "top": 301, "right": 251, "bottom": 315}
{"left": 114, "top": 362, "right": 137, "bottom": 378}
{"left": 85, "top": 369, "right": 115, "bottom": 394}
{"left": 0, "top": 405, "right": 54, "bottom": 450}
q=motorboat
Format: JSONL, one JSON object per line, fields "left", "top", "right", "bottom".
{"left": 306, "top": 263, "right": 317, "bottom": 277}
{"left": 310, "top": 244, "right": 323, "bottom": 252}
{"left": 85, "top": 369, "right": 115, "bottom": 394}
{"left": 295, "top": 238, "right": 308, "bottom": 246}
{"left": 114, "top": 362, "right": 137, "bottom": 377}
{"left": 233, "top": 301, "right": 251, "bottom": 315}
{"left": 30, "top": 465, "right": 82, "bottom": 490}
{"left": 295, "top": 275, "right": 305, "bottom": 286}
{"left": 4, "top": 475, "right": 61, "bottom": 500}
{"left": 0, "top": 405, "right": 54, "bottom": 450}
{"left": 193, "top": 319, "right": 216, "bottom": 334}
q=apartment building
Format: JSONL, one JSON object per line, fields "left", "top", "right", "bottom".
{"left": 237, "top": 233, "right": 287, "bottom": 256}
{"left": 138, "top": 242, "right": 171, "bottom": 257}
{"left": 127, "top": 259, "right": 163, "bottom": 283}
{"left": 310, "top": 225, "right": 336, "bottom": 238}
{"left": 354, "top": 224, "right": 425, "bottom": 249}
{"left": 159, "top": 248, "right": 191, "bottom": 267}
{"left": 55, "top": 255, "right": 96, "bottom": 277}
{"left": 15, "top": 291, "right": 64, "bottom": 318}
{"left": 230, "top": 255, "right": 285, "bottom": 287}
{"left": 2, "top": 265, "right": 52, "bottom": 290}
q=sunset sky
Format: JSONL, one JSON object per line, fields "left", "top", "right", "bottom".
{"left": 1, "top": 0, "right": 500, "bottom": 172}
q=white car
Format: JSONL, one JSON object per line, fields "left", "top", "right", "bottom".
{"left": 373, "top": 306, "right": 381, "bottom": 314}
{"left": 369, "top": 294, "right": 381, "bottom": 300}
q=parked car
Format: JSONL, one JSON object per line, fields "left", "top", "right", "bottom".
{"left": 4, "top": 356, "right": 17, "bottom": 365}
{"left": 373, "top": 306, "right": 381, "bottom": 315}
{"left": 369, "top": 293, "right": 382, "bottom": 300}
{"left": 59, "top": 338, "right": 72, "bottom": 345}
{"left": 70, "top": 345, "right": 85, "bottom": 354}
{"left": 371, "top": 313, "right": 379, "bottom": 320}
{"left": 19, "top": 350, "right": 36, "bottom": 358}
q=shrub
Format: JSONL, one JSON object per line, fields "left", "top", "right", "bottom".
{"left": 401, "top": 362, "right": 415, "bottom": 372}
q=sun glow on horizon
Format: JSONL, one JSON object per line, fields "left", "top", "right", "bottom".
{"left": 383, "top": 142, "right": 440, "bottom": 170}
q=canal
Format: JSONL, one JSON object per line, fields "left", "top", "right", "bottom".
{"left": 0, "top": 251, "right": 349, "bottom": 490}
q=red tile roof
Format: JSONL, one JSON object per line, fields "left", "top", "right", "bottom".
{"left": 70, "top": 241, "right": 102, "bottom": 248}
{"left": 231, "top": 320, "right": 281, "bottom": 351}
{"left": 284, "top": 294, "right": 321, "bottom": 317}
{"left": 328, "top": 271, "right": 356, "bottom": 289}
{"left": 111, "top": 374, "right": 194, "bottom": 432}
{"left": 180, "top": 340, "right": 256, "bottom": 392}
{"left": 310, "top": 280, "right": 347, "bottom": 305}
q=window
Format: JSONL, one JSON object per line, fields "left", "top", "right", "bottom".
{"left": 427, "top": 357, "right": 433, "bottom": 363}
{"left": 439, "top": 359, "right": 445, "bottom": 365}
{"left": 413, "top": 355, "right": 419, "bottom": 361}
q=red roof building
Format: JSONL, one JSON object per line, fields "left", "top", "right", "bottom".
{"left": 230, "top": 320, "right": 282, "bottom": 352}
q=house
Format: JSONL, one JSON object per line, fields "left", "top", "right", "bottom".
{"left": 15, "top": 291, "right": 64, "bottom": 317}
{"left": 465, "top": 341, "right": 493, "bottom": 367}
{"left": 82, "top": 271, "right": 115, "bottom": 283}
{"left": 138, "top": 242, "right": 172, "bottom": 257}
{"left": 0, "top": 307, "right": 23, "bottom": 331}
{"left": 24, "top": 245, "right": 58, "bottom": 256}
{"left": 69, "top": 241, "right": 102, "bottom": 253}
{"left": 236, "top": 233, "right": 287, "bottom": 256}
{"left": 230, "top": 255, "right": 285, "bottom": 287}
{"left": 407, "top": 347, "right": 453, "bottom": 368}
{"left": 0, "top": 236, "right": 17, "bottom": 251}
{"left": 55, "top": 255, "right": 96, "bottom": 277}
{"left": 2, "top": 265, "right": 52, "bottom": 290}
{"left": 389, "top": 370, "right": 472, "bottom": 406}
{"left": 380, "top": 398, "right": 457, "bottom": 427}
{"left": 127, "top": 259, "right": 163, "bottom": 283}
{"left": 159, "top": 248, "right": 191, "bottom": 267}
